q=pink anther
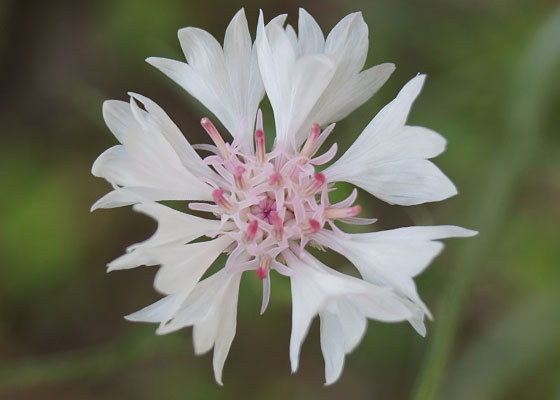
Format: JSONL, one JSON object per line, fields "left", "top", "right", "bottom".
{"left": 255, "top": 129, "right": 266, "bottom": 164}
{"left": 212, "top": 189, "right": 234, "bottom": 213}
{"left": 268, "top": 172, "right": 283, "bottom": 188}
{"left": 234, "top": 165, "right": 247, "bottom": 190}
{"left": 301, "top": 218, "right": 321, "bottom": 235}
{"left": 201, "top": 118, "right": 230, "bottom": 159}
{"left": 245, "top": 220, "right": 258, "bottom": 242}
{"left": 299, "top": 123, "right": 321, "bottom": 162}
{"left": 270, "top": 213, "right": 283, "bottom": 241}
{"left": 303, "top": 173, "right": 326, "bottom": 196}
{"left": 324, "top": 205, "right": 362, "bottom": 219}
{"left": 256, "top": 256, "right": 270, "bottom": 280}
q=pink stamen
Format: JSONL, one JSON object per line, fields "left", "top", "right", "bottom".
{"left": 299, "top": 123, "right": 321, "bottom": 162}
{"left": 268, "top": 172, "right": 283, "bottom": 188}
{"left": 245, "top": 220, "right": 258, "bottom": 242}
{"left": 256, "top": 256, "right": 270, "bottom": 280}
{"left": 301, "top": 219, "right": 321, "bottom": 235}
{"left": 234, "top": 165, "right": 246, "bottom": 190}
{"left": 324, "top": 205, "right": 362, "bottom": 219}
{"left": 212, "top": 189, "right": 234, "bottom": 213}
{"left": 303, "top": 173, "right": 326, "bottom": 196}
{"left": 255, "top": 129, "right": 266, "bottom": 164}
{"left": 270, "top": 213, "right": 283, "bottom": 240}
{"left": 201, "top": 118, "right": 230, "bottom": 159}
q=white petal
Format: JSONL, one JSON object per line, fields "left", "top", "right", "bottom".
{"left": 257, "top": 12, "right": 336, "bottom": 148}
{"left": 285, "top": 24, "right": 298, "bottom": 53}
{"left": 319, "top": 310, "right": 346, "bottom": 385}
{"left": 132, "top": 202, "right": 222, "bottom": 249}
{"left": 108, "top": 203, "right": 223, "bottom": 271}
{"left": 256, "top": 11, "right": 296, "bottom": 143}
{"left": 325, "top": 12, "right": 369, "bottom": 79}
{"left": 125, "top": 295, "right": 177, "bottom": 323}
{"left": 325, "top": 75, "right": 457, "bottom": 205}
{"left": 313, "top": 63, "right": 395, "bottom": 125}
{"left": 147, "top": 12, "right": 263, "bottom": 152}
{"left": 157, "top": 269, "right": 242, "bottom": 385}
{"left": 153, "top": 234, "right": 233, "bottom": 295}
{"left": 224, "top": 10, "right": 265, "bottom": 152}
{"left": 223, "top": 9, "right": 251, "bottom": 118}
{"left": 285, "top": 250, "right": 411, "bottom": 375}
{"left": 211, "top": 273, "right": 241, "bottom": 385}
{"left": 93, "top": 118, "right": 214, "bottom": 204}
{"left": 90, "top": 188, "right": 146, "bottom": 211}
{"left": 286, "top": 11, "right": 394, "bottom": 148}
{"left": 127, "top": 93, "right": 216, "bottom": 180}
{"left": 107, "top": 247, "right": 158, "bottom": 272}
{"left": 178, "top": 27, "right": 226, "bottom": 71}
{"left": 335, "top": 225, "right": 477, "bottom": 318}
{"left": 102, "top": 100, "right": 140, "bottom": 143}
{"left": 298, "top": 8, "right": 325, "bottom": 55}
{"left": 335, "top": 158, "right": 457, "bottom": 206}
{"left": 286, "top": 54, "right": 336, "bottom": 145}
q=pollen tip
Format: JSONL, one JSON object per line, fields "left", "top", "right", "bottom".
{"left": 309, "top": 219, "right": 321, "bottom": 232}
{"left": 303, "top": 172, "right": 326, "bottom": 196}
{"left": 271, "top": 212, "right": 283, "bottom": 240}
{"left": 269, "top": 172, "right": 283, "bottom": 187}
{"left": 256, "top": 256, "right": 271, "bottom": 280}
{"left": 302, "top": 218, "right": 321, "bottom": 235}
{"left": 200, "top": 117, "right": 209, "bottom": 125}
{"left": 310, "top": 122, "right": 320, "bottom": 136}
{"left": 314, "top": 172, "right": 325, "bottom": 184}
{"left": 212, "top": 188, "right": 224, "bottom": 201}
{"left": 349, "top": 205, "right": 362, "bottom": 216}
{"left": 212, "top": 189, "right": 234, "bottom": 212}
{"left": 256, "top": 267, "right": 267, "bottom": 280}
{"left": 245, "top": 220, "right": 259, "bottom": 241}
{"left": 255, "top": 129, "right": 266, "bottom": 163}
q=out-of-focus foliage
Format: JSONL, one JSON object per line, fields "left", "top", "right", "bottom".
{"left": 0, "top": 0, "right": 559, "bottom": 399}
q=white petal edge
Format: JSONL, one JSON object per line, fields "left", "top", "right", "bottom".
{"left": 107, "top": 202, "right": 223, "bottom": 271}
{"left": 284, "top": 250, "right": 412, "bottom": 380}
{"left": 333, "top": 225, "right": 477, "bottom": 322}
{"left": 325, "top": 75, "right": 458, "bottom": 205}
{"left": 153, "top": 234, "right": 233, "bottom": 295}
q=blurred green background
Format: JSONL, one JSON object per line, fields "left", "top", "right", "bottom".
{"left": 1, "top": 0, "right": 559, "bottom": 399}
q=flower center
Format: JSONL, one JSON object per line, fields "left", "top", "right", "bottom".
{"left": 251, "top": 197, "right": 276, "bottom": 224}
{"left": 190, "top": 116, "right": 363, "bottom": 293}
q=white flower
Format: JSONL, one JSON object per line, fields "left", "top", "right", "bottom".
{"left": 92, "top": 8, "right": 476, "bottom": 385}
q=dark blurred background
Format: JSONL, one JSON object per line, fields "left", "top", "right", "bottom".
{"left": 1, "top": 0, "right": 559, "bottom": 399}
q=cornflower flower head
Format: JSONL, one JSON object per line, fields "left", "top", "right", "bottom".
{"left": 92, "top": 9, "right": 476, "bottom": 385}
